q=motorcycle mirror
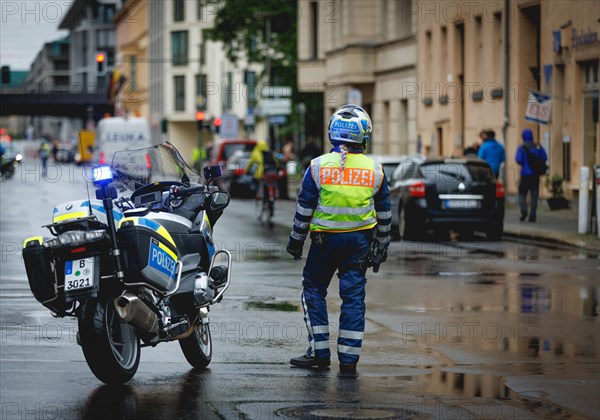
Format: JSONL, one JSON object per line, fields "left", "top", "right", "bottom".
{"left": 209, "top": 191, "right": 230, "bottom": 212}
{"left": 203, "top": 165, "right": 222, "bottom": 184}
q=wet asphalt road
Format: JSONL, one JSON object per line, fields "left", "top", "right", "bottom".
{"left": 0, "top": 161, "right": 598, "bottom": 419}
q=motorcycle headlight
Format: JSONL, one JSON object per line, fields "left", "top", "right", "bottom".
{"left": 15, "top": 154, "right": 23, "bottom": 162}
{"left": 57, "top": 230, "right": 106, "bottom": 246}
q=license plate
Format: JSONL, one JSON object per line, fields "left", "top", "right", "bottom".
{"left": 64, "top": 258, "right": 95, "bottom": 291}
{"left": 445, "top": 199, "right": 480, "bottom": 209}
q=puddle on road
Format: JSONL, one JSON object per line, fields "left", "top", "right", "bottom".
{"left": 245, "top": 301, "right": 299, "bottom": 312}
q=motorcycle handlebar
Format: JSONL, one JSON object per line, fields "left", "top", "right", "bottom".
{"left": 171, "top": 185, "right": 207, "bottom": 198}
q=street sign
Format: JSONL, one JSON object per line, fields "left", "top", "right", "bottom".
{"left": 347, "top": 89, "right": 362, "bottom": 106}
{"left": 220, "top": 113, "right": 238, "bottom": 139}
{"left": 258, "top": 99, "right": 292, "bottom": 116}
{"left": 268, "top": 115, "right": 287, "bottom": 125}
{"left": 261, "top": 86, "right": 292, "bottom": 98}
{"left": 525, "top": 91, "right": 552, "bottom": 125}
{"left": 244, "top": 114, "right": 256, "bottom": 126}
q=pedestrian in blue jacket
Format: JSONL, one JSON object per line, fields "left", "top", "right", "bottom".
{"left": 477, "top": 130, "right": 505, "bottom": 178}
{"left": 515, "top": 128, "right": 548, "bottom": 222}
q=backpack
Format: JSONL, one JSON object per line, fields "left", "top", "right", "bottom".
{"left": 523, "top": 146, "right": 548, "bottom": 176}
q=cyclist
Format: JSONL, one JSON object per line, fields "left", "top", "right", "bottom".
{"left": 246, "top": 140, "right": 281, "bottom": 220}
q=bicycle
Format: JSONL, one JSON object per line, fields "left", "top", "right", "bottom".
{"left": 257, "top": 172, "right": 279, "bottom": 228}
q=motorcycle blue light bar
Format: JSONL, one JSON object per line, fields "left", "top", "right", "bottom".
{"left": 92, "top": 165, "right": 113, "bottom": 185}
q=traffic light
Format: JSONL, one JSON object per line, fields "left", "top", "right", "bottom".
{"left": 1, "top": 66, "right": 10, "bottom": 84}
{"left": 213, "top": 117, "right": 222, "bottom": 134}
{"left": 196, "top": 111, "right": 205, "bottom": 130}
{"left": 95, "top": 52, "right": 107, "bottom": 75}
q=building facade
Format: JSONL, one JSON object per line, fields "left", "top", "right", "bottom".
{"left": 114, "top": 0, "right": 149, "bottom": 119}
{"left": 417, "top": 0, "right": 599, "bottom": 195}
{"left": 60, "top": 0, "right": 121, "bottom": 95}
{"left": 25, "top": 37, "right": 74, "bottom": 140}
{"left": 159, "top": 0, "right": 264, "bottom": 161}
{"left": 297, "top": 0, "right": 418, "bottom": 155}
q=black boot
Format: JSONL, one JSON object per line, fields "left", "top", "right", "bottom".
{"left": 339, "top": 363, "right": 357, "bottom": 372}
{"left": 290, "top": 354, "right": 330, "bottom": 369}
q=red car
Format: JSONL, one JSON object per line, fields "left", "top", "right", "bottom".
{"left": 210, "top": 139, "right": 257, "bottom": 167}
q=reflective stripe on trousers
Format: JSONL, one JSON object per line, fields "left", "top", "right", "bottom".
{"left": 300, "top": 230, "right": 370, "bottom": 364}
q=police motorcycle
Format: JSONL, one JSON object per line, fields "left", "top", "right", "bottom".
{"left": 22, "top": 142, "right": 232, "bottom": 384}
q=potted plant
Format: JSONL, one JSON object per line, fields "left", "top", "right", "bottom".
{"left": 545, "top": 173, "right": 570, "bottom": 210}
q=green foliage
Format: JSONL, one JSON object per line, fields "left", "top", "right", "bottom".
{"left": 206, "top": 0, "right": 297, "bottom": 87}
{"left": 545, "top": 173, "right": 564, "bottom": 197}
{"left": 206, "top": 0, "right": 325, "bottom": 145}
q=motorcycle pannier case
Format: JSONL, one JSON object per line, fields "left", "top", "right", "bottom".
{"left": 22, "top": 237, "right": 60, "bottom": 311}
{"left": 118, "top": 217, "right": 179, "bottom": 292}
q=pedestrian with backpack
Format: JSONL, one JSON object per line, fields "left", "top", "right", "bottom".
{"left": 515, "top": 128, "right": 548, "bottom": 222}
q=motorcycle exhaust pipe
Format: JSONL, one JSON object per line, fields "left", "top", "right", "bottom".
{"left": 114, "top": 292, "right": 159, "bottom": 334}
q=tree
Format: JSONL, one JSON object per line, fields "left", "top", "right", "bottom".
{"left": 207, "top": 0, "right": 296, "bottom": 86}
{"left": 207, "top": 0, "right": 323, "bottom": 150}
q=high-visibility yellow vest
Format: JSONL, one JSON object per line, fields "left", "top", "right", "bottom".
{"left": 309, "top": 152, "right": 384, "bottom": 232}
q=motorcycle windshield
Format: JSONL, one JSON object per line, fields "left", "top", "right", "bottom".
{"left": 110, "top": 141, "right": 201, "bottom": 193}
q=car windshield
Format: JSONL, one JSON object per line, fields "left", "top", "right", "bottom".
{"left": 223, "top": 143, "right": 255, "bottom": 160}
{"left": 109, "top": 141, "right": 201, "bottom": 194}
{"left": 419, "top": 162, "right": 495, "bottom": 183}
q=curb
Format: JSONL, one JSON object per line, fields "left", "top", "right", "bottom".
{"left": 502, "top": 228, "right": 600, "bottom": 252}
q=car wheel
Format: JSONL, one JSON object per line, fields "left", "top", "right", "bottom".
{"left": 401, "top": 209, "right": 420, "bottom": 241}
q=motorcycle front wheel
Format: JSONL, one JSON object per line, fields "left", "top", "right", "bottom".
{"left": 79, "top": 296, "right": 140, "bottom": 384}
{"left": 179, "top": 321, "right": 212, "bottom": 369}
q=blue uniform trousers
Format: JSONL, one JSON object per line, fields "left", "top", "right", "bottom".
{"left": 301, "top": 230, "right": 371, "bottom": 365}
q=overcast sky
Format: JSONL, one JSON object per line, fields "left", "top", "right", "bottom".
{"left": 0, "top": 1, "right": 74, "bottom": 70}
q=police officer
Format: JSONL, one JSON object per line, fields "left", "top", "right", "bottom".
{"left": 286, "top": 105, "right": 391, "bottom": 372}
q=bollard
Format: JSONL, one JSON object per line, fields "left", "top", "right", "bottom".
{"left": 578, "top": 166, "right": 590, "bottom": 234}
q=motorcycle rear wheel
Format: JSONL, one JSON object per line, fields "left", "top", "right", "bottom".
{"left": 79, "top": 296, "right": 141, "bottom": 384}
{"left": 179, "top": 322, "right": 212, "bottom": 369}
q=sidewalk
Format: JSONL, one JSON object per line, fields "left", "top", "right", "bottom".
{"left": 503, "top": 195, "right": 600, "bottom": 251}
{"left": 281, "top": 180, "right": 600, "bottom": 251}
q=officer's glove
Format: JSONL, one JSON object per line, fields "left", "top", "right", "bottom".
{"left": 286, "top": 238, "right": 304, "bottom": 260}
{"left": 370, "top": 240, "right": 389, "bottom": 273}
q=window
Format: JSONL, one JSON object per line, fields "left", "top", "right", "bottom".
{"left": 224, "top": 72, "right": 233, "bottom": 110}
{"left": 475, "top": 16, "right": 483, "bottom": 85}
{"left": 130, "top": 56, "right": 137, "bottom": 85}
{"left": 425, "top": 31, "right": 432, "bottom": 87}
{"left": 494, "top": 12, "right": 503, "bottom": 83}
{"left": 97, "top": 4, "right": 116, "bottom": 24}
{"left": 582, "top": 60, "right": 599, "bottom": 90}
{"left": 310, "top": 1, "right": 318, "bottom": 59}
{"left": 200, "top": 30, "right": 209, "bottom": 65}
{"left": 97, "top": 30, "right": 115, "bottom": 50}
{"left": 171, "top": 31, "right": 188, "bottom": 66}
{"left": 174, "top": 76, "right": 185, "bottom": 111}
{"left": 174, "top": 0, "right": 185, "bottom": 22}
{"left": 80, "top": 31, "right": 88, "bottom": 67}
{"left": 196, "top": 73, "right": 207, "bottom": 98}
{"left": 440, "top": 27, "right": 447, "bottom": 83}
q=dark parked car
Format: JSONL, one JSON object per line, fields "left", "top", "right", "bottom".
{"left": 55, "top": 144, "right": 76, "bottom": 163}
{"left": 222, "top": 150, "right": 256, "bottom": 198}
{"left": 367, "top": 154, "right": 407, "bottom": 185}
{"left": 389, "top": 157, "right": 505, "bottom": 241}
